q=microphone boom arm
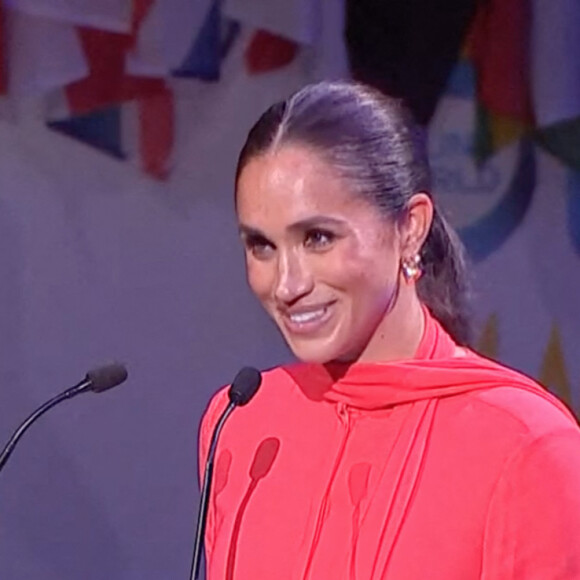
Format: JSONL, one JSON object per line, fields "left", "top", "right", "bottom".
{"left": 0, "top": 362, "right": 127, "bottom": 474}
{"left": 0, "top": 379, "right": 90, "bottom": 473}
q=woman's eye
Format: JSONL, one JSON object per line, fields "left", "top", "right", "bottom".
{"left": 245, "top": 236, "right": 274, "bottom": 259}
{"left": 304, "top": 229, "right": 335, "bottom": 249}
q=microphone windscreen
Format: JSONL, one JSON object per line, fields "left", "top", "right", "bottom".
{"left": 86, "top": 363, "right": 128, "bottom": 393}
{"left": 228, "top": 367, "right": 262, "bottom": 406}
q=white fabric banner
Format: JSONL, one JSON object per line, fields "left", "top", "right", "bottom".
{"left": 127, "top": 0, "right": 212, "bottom": 77}
{"left": 531, "top": 0, "right": 580, "bottom": 126}
{"left": 4, "top": 0, "right": 132, "bottom": 32}
{"left": 308, "top": 0, "right": 348, "bottom": 80}
{"left": 5, "top": 8, "right": 88, "bottom": 97}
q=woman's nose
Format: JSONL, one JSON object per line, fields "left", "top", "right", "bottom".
{"left": 274, "top": 250, "right": 313, "bottom": 304}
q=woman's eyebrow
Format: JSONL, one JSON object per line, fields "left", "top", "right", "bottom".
{"left": 238, "top": 224, "right": 264, "bottom": 237}
{"left": 238, "top": 215, "right": 346, "bottom": 238}
{"left": 287, "top": 215, "right": 346, "bottom": 232}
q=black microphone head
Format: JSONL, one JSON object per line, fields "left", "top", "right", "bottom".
{"left": 86, "top": 363, "right": 128, "bottom": 393}
{"left": 228, "top": 366, "right": 262, "bottom": 406}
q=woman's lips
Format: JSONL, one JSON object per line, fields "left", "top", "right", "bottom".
{"left": 280, "top": 302, "right": 335, "bottom": 335}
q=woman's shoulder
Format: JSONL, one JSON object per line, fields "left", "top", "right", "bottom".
{"left": 469, "top": 384, "right": 578, "bottom": 438}
{"left": 452, "top": 348, "right": 578, "bottom": 439}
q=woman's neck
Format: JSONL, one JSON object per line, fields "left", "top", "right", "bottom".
{"left": 351, "top": 286, "right": 426, "bottom": 364}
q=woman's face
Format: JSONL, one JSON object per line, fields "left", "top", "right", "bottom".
{"left": 236, "top": 144, "right": 404, "bottom": 364}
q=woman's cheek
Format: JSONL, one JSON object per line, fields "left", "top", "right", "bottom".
{"left": 246, "top": 259, "right": 274, "bottom": 302}
{"left": 316, "top": 253, "right": 364, "bottom": 289}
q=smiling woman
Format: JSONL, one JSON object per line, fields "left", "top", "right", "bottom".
{"left": 236, "top": 144, "right": 429, "bottom": 364}
{"left": 199, "top": 81, "right": 580, "bottom": 580}
{"left": 236, "top": 82, "right": 471, "bottom": 351}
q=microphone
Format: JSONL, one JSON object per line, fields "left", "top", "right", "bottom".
{"left": 0, "top": 362, "right": 128, "bottom": 473}
{"left": 190, "top": 366, "right": 262, "bottom": 580}
{"left": 227, "top": 367, "right": 262, "bottom": 407}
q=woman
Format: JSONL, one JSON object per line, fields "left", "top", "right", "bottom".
{"left": 199, "top": 81, "right": 580, "bottom": 579}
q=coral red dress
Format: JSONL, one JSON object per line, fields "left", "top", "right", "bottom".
{"left": 199, "top": 311, "right": 580, "bottom": 579}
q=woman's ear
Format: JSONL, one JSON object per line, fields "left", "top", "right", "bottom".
{"left": 398, "top": 192, "right": 434, "bottom": 256}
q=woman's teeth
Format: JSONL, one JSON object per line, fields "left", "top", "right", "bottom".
{"left": 289, "top": 308, "right": 326, "bottom": 323}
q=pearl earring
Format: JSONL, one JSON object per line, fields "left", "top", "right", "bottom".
{"left": 401, "top": 254, "right": 422, "bottom": 283}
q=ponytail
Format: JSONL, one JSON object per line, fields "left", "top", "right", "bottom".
{"left": 417, "top": 205, "right": 472, "bottom": 345}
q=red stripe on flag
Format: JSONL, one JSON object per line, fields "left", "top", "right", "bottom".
{"left": 138, "top": 87, "right": 174, "bottom": 180}
{"left": 467, "top": 0, "right": 533, "bottom": 123}
{"left": 130, "top": 0, "right": 156, "bottom": 49}
{"left": 67, "top": 27, "right": 166, "bottom": 115}
{"left": 245, "top": 30, "right": 298, "bottom": 75}
{"left": 133, "top": 0, "right": 174, "bottom": 179}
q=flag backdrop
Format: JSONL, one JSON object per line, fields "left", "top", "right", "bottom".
{"left": 0, "top": 0, "right": 324, "bottom": 179}
{"left": 0, "top": 0, "right": 579, "bottom": 179}
{"left": 465, "top": 0, "right": 580, "bottom": 168}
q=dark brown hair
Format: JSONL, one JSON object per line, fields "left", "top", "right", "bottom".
{"left": 236, "top": 81, "right": 472, "bottom": 344}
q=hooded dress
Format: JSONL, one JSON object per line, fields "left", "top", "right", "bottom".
{"left": 199, "top": 310, "right": 580, "bottom": 579}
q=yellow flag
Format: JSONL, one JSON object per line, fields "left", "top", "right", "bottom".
{"left": 539, "top": 324, "right": 573, "bottom": 410}
{"left": 476, "top": 313, "right": 499, "bottom": 359}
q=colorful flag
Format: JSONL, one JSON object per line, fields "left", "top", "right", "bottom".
{"left": 43, "top": 0, "right": 174, "bottom": 179}
{"left": 540, "top": 324, "right": 574, "bottom": 412}
{"left": 223, "top": 0, "right": 320, "bottom": 76}
{"left": 532, "top": 0, "right": 580, "bottom": 169}
{"left": 64, "top": 26, "right": 165, "bottom": 115}
{"left": 466, "top": 0, "right": 532, "bottom": 161}
{"left": 476, "top": 313, "right": 499, "bottom": 359}
{"left": 244, "top": 29, "right": 298, "bottom": 75}
{"left": 173, "top": 1, "right": 222, "bottom": 80}
{"left": 128, "top": 0, "right": 211, "bottom": 77}
{"left": 224, "top": 0, "right": 319, "bottom": 45}
{"left": 2, "top": 0, "right": 347, "bottom": 179}
{"left": 466, "top": 0, "right": 580, "bottom": 169}
{"left": 47, "top": 107, "right": 125, "bottom": 159}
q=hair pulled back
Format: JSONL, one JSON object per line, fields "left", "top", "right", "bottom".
{"left": 236, "top": 81, "right": 472, "bottom": 345}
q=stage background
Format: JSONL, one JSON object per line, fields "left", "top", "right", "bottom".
{"left": 0, "top": 1, "right": 578, "bottom": 578}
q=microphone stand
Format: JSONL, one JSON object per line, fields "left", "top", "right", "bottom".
{"left": 189, "top": 366, "right": 261, "bottom": 580}
{"left": 190, "top": 401, "right": 235, "bottom": 580}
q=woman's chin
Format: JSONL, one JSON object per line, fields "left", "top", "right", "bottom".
{"left": 287, "top": 339, "right": 342, "bottom": 365}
